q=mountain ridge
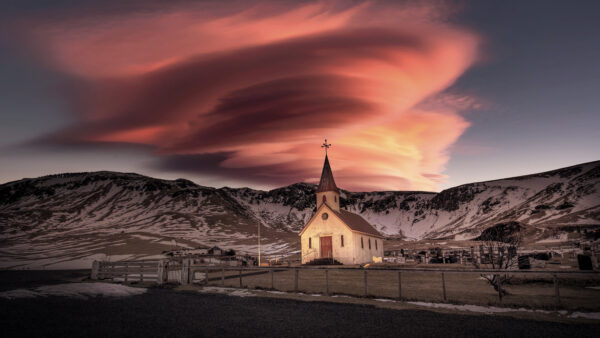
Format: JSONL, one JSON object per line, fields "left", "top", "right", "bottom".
{"left": 0, "top": 160, "right": 598, "bottom": 269}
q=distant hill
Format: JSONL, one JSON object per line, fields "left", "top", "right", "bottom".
{"left": 0, "top": 161, "right": 598, "bottom": 269}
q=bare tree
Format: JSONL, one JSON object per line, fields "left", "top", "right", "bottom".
{"left": 472, "top": 222, "right": 522, "bottom": 299}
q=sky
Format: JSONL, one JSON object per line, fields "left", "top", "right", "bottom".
{"left": 0, "top": 0, "right": 598, "bottom": 192}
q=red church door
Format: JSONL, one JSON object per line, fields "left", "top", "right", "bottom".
{"left": 320, "top": 236, "right": 332, "bottom": 259}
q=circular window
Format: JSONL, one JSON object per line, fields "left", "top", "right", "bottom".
{"left": 321, "top": 212, "right": 329, "bottom": 220}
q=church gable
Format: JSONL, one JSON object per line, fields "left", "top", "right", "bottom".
{"left": 299, "top": 203, "right": 349, "bottom": 237}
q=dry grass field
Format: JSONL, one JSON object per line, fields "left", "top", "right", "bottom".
{"left": 205, "top": 267, "right": 600, "bottom": 311}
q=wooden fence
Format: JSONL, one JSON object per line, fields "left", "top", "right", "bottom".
{"left": 91, "top": 260, "right": 600, "bottom": 310}
{"left": 91, "top": 260, "right": 160, "bottom": 283}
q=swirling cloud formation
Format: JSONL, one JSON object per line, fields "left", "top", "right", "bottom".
{"left": 17, "top": 1, "right": 480, "bottom": 191}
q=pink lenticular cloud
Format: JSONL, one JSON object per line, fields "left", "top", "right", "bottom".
{"left": 20, "top": 1, "right": 481, "bottom": 191}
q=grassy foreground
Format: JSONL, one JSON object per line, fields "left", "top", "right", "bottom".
{"left": 209, "top": 267, "right": 600, "bottom": 311}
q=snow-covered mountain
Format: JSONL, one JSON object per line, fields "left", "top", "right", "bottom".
{"left": 0, "top": 161, "right": 598, "bottom": 268}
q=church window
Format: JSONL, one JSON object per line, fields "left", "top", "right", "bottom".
{"left": 375, "top": 240, "right": 378, "bottom": 250}
{"left": 309, "top": 237, "right": 312, "bottom": 249}
{"left": 361, "top": 237, "right": 364, "bottom": 249}
{"left": 341, "top": 235, "right": 344, "bottom": 247}
{"left": 334, "top": 195, "right": 337, "bottom": 202}
{"left": 322, "top": 195, "right": 327, "bottom": 203}
{"left": 368, "top": 238, "right": 371, "bottom": 249}
{"left": 322, "top": 213, "right": 328, "bottom": 220}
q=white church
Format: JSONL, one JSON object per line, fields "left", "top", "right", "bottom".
{"left": 299, "top": 144, "right": 383, "bottom": 265}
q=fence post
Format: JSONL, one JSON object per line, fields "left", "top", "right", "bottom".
{"left": 294, "top": 268, "right": 299, "bottom": 292}
{"left": 205, "top": 267, "right": 209, "bottom": 286}
{"left": 187, "top": 259, "right": 191, "bottom": 285}
{"left": 157, "top": 261, "right": 165, "bottom": 285}
{"left": 181, "top": 259, "right": 190, "bottom": 285}
{"left": 91, "top": 261, "right": 99, "bottom": 280}
{"left": 271, "top": 269, "right": 274, "bottom": 289}
{"left": 325, "top": 269, "right": 329, "bottom": 296}
{"left": 124, "top": 263, "right": 129, "bottom": 283}
{"left": 239, "top": 269, "right": 243, "bottom": 288}
{"left": 497, "top": 275, "right": 502, "bottom": 303}
{"left": 398, "top": 271, "right": 402, "bottom": 300}
{"left": 441, "top": 272, "right": 446, "bottom": 301}
{"left": 364, "top": 270, "right": 368, "bottom": 296}
{"left": 221, "top": 268, "right": 225, "bottom": 286}
{"left": 140, "top": 263, "right": 144, "bottom": 283}
{"left": 554, "top": 274, "right": 560, "bottom": 308}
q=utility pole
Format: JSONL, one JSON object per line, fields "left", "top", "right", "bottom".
{"left": 258, "top": 222, "right": 261, "bottom": 266}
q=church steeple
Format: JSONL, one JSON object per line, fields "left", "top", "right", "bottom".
{"left": 316, "top": 140, "right": 340, "bottom": 211}
{"left": 317, "top": 155, "right": 339, "bottom": 193}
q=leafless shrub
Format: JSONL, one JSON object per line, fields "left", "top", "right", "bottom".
{"left": 473, "top": 222, "right": 522, "bottom": 298}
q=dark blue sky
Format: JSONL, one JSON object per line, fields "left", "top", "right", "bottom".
{"left": 443, "top": 1, "right": 600, "bottom": 186}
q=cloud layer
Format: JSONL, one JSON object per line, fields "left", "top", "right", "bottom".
{"left": 13, "top": 1, "right": 480, "bottom": 191}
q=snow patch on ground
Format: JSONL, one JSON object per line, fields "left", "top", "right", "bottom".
{"left": 0, "top": 289, "right": 40, "bottom": 299}
{"left": 404, "top": 301, "right": 600, "bottom": 320}
{"left": 569, "top": 312, "right": 600, "bottom": 320}
{"left": 406, "top": 301, "right": 558, "bottom": 315}
{"left": 229, "top": 289, "right": 256, "bottom": 297}
{"left": 198, "top": 286, "right": 255, "bottom": 297}
{"left": 374, "top": 298, "right": 395, "bottom": 302}
{"left": 586, "top": 286, "right": 600, "bottom": 290}
{"left": 0, "top": 283, "right": 146, "bottom": 300}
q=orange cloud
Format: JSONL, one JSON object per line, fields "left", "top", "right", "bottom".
{"left": 18, "top": 1, "right": 481, "bottom": 191}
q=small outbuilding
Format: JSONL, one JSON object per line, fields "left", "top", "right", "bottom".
{"left": 208, "top": 246, "right": 223, "bottom": 256}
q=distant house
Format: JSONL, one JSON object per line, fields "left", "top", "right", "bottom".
{"left": 208, "top": 246, "right": 223, "bottom": 256}
{"left": 299, "top": 153, "right": 383, "bottom": 265}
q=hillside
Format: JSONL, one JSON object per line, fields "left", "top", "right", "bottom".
{"left": 0, "top": 161, "right": 598, "bottom": 268}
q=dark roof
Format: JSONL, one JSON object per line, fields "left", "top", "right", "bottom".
{"left": 333, "top": 209, "right": 383, "bottom": 238}
{"left": 316, "top": 155, "right": 340, "bottom": 193}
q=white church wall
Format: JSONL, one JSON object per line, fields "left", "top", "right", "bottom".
{"left": 301, "top": 206, "right": 355, "bottom": 264}
{"left": 351, "top": 233, "right": 384, "bottom": 264}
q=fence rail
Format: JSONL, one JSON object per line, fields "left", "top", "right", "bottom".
{"left": 91, "top": 260, "right": 600, "bottom": 311}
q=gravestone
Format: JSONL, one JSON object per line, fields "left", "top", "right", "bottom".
{"left": 518, "top": 255, "right": 530, "bottom": 269}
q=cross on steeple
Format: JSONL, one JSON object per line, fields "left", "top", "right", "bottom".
{"left": 321, "top": 138, "right": 331, "bottom": 154}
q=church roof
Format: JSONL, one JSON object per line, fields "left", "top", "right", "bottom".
{"left": 333, "top": 209, "right": 383, "bottom": 238}
{"left": 316, "top": 155, "right": 340, "bottom": 193}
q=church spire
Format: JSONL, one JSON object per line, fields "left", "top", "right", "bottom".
{"left": 317, "top": 152, "right": 339, "bottom": 193}
{"left": 316, "top": 140, "right": 340, "bottom": 211}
